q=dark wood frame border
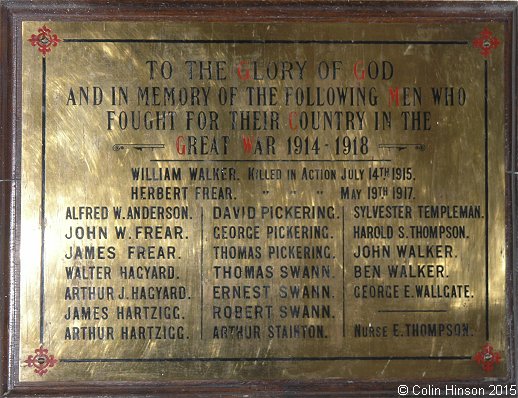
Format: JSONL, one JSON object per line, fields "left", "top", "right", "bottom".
{"left": 0, "top": 1, "right": 516, "bottom": 396}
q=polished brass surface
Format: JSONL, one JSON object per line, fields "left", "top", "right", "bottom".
{"left": 19, "top": 22, "right": 506, "bottom": 381}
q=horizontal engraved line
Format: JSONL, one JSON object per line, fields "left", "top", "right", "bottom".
{"left": 378, "top": 309, "right": 448, "bottom": 313}
{"left": 59, "top": 356, "right": 472, "bottom": 363}
{"left": 62, "top": 39, "right": 469, "bottom": 45}
{"left": 150, "top": 159, "right": 391, "bottom": 163}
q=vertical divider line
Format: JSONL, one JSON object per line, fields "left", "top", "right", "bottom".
{"left": 342, "top": 206, "right": 346, "bottom": 338}
{"left": 484, "top": 60, "right": 490, "bottom": 342}
{"left": 39, "top": 56, "right": 47, "bottom": 345}
{"left": 201, "top": 207, "right": 204, "bottom": 339}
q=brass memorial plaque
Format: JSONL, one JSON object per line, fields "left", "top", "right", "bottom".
{"left": 13, "top": 18, "right": 510, "bottom": 387}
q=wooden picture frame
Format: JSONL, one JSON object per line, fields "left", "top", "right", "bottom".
{"left": 0, "top": 1, "right": 516, "bottom": 396}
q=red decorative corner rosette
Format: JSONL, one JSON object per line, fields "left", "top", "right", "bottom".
{"left": 28, "top": 25, "right": 61, "bottom": 57}
{"left": 472, "top": 27, "right": 500, "bottom": 58}
{"left": 24, "top": 345, "right": 58, "bottom": 376}
{"left": 472, "top": 343, "right": 501, "bottom": 373}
